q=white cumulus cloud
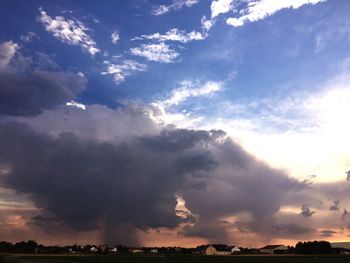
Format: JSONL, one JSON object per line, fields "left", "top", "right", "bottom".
{"left": 152, "top": 0, "right": 198, "bottom": 16}
{"left": 130, "top": 43, "right": 179, "bottom": 63}
{"left": 226, "top": 0, "right": 327, "bottom": 27}
{"left": 111, "top": 31, "right": 120, "bottom": 44}
{"left": 66, "top": 100, "right": 86, "bottom": 110}
{"left": 0, "top": 41, "right": 18, "bottom": 69}
{"left": 211, "top": 0, "right": 234, "bottom": 18}
{"left": 38, "top": 8, "right": 100, "bottom": 56}
{"left": 101, "top": 60, "right": 147, "bottom": 84}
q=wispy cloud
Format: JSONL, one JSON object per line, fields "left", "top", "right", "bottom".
{"left": 20, "top": 32, "right": 40, "bottom": 43}
{"left": 38, "top": 8, "right": 100, "bottom": 56}
{"left": 151, "top": 0, "right": 198, "bottom": 16}
{"left": 101, "top": 60, "right": 147, "bottom": 84}
{"left": 111, "top": 31, "right": 120, "bottom": 44}
{"left": 130, "top": 43, "right": 179, "bottom": 63}
{"left": 160, "top": 80, "right": 222, "bottom": 107}
{"left": 227, "top": 0, "right": 327, "bottom": 27}
{"left": 132, "top": 28, "right": 206, "bottom": 43}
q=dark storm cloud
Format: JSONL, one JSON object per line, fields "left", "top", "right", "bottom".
{"left": 300, "top": 204, "right": 315, "bottom": 217}
{"left": 0, "top": 112, "right": 310, "bottom": 244}
{"left": 0, "top": 70, "right": 86, "bottom": 116}
{"left": 0, "top": 41, "right": 86, "bottom": 117}
{"left": 0, "top": 122, "right": 220, "bottom": 244}
{"left": 178, "top": 136, "right": 307, "bottom": 241}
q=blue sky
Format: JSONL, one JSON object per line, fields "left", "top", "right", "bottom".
{"left": 1, "top": 0, "right": 350, "bottom": 247}
{"left": 2, "top": 0, "right": 349, "bottom": 108}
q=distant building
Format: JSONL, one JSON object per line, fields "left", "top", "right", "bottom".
{"left": 90, "top": 246, "right": 98, "bottom": 252}
{"left": 131, "top": 248, "right": 143, "bottom": 253}
{"left": 204, "top": 245, "right": 232, "bottom": 255}
{"left": 109, "top": 246, "right": 118, "bottom": 253}
{"left": 150, "top": 249, "right": 158, "bottom": 253}
{"left": 260, "top": 245, "right": 288, "bottom": 254}
{"left": 231, "top": 246, "right": 241, "bottom": 254}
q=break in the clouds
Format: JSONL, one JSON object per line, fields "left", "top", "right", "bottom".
{"left": 130, "top": 43, "right": 179, "bottom": 63}
{"left": 38, "top": 8, "right": 100, "bottom": 55}
{"left": 151, "top": 0, "right": 198, "bottom": 16}
{"left": 226, "top": 0, "right": 327, "bottom": 27}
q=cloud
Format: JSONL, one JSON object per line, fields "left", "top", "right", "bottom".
{"left": 0, "top": 121, "right": 223, "bottom": 244}
{"left": 101, "top": 60, "right": 147, "bottom": 84}
{"left": 0, "top": 91, "right": 308, "bottom": 245}
{"left": 0, "top": 70, "right": 86, "bottom": 117}
{"left": 342, "top": 209, "right": 349, "bottom": 221}
{"left": 300, "top": 204, "right": 315, "bottom": 217}
{"left": 20, "top": 32, "right": 39, "bottom": 43}
{"left": 0, "top": 41, "right": 18, "bottom": 69}
{"left": 38, "top": 8, "right": 100, "bottom": 56}
{"left": 211, "top": 0, "right": 233, "bottom": 19}
{"left": 158, "top": 80, "right": 222, "bottom": 107}
{"left": 65, "top": 100, "right": 86, "bottom": 110}
{"left": 0, "top": 42, "right": 87, "bottom": 116}
{"left": 151, "top": 0, "right": 198, "bottom": 16}
{"left": 319, "top": 229, "right": 337, "bottom": 237}
{"left": 201, "top": 16, "right": 215, "bottom": 32}
{"left": 111, "top": 31, "right": 120, "bottom": 44}
{"left": 130, "top": 43, "right": 179, "bottom": 63}
{"left": 132, "top": 28, "right": 206, "bottom": 43}
{"left": 226, "top": 0, "right": 326, "bottom": 27}
{"left": 329, "top": 200, "right": 340, "bottom": 211}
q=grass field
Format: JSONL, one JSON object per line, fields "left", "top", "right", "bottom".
{"left": 1, "top": 254, "right": 350, "bottom": 263}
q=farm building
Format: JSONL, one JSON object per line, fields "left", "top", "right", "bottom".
{"left": 259, "top": 245, "right": 288, "bottom": 254}
{"left": 204, "top": 245, "right": 232, "bottom": 255}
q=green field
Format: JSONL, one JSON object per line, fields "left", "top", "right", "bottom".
{"left": 1, "top": 254, "right": 350, "bottom": 263}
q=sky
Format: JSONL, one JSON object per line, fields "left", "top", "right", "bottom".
{"left": 0, "top": 0, "right": 350, "bottom": 248}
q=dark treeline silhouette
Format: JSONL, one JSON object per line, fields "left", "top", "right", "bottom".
{"left": 294, "top": 241, "right": 339, "bottom": 254}
{"left": 0, "top": 240, "right": 348, "bottom": 255}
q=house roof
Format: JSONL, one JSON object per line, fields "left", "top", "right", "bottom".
{"left": 260, "top": 245, "right": 285, "bottom": 250}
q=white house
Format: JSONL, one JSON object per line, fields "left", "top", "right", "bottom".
{"left": 90, "top": 246, "right": 98, "bottom": 252}
{"left": 260, "top": 245, "right": 288, "bottom": 254}
{"left": 231, "top": 246, "right": 241, "bottom": 253}
{"left": 204, "top": 245, "right": 232, "bottom": 255}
